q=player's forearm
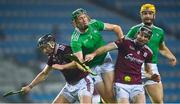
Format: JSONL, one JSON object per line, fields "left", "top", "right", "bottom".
{"left": 94, "top": 43, "right": 116, "bottom": 56}
{"left": 159, "top": 47, "right": 176, "bottom": 60}
{"left": 28, "top": 72, "right": 48, "bottom": 89}
{"left": 159, "top": 42, "right": 176, "bottom": 61}
{"left": 52, "top": 62, "right": 76, "bottom": 70}
{"left": 74, "top": 51, "right": 84, "bottom": 63}
{"left": 104, "top": 23, "right": 124, "bottom": 39}
{"left": 94, "top": 46, "right": 109, "bottom": 56}
{"left": 113, "top": 25, "right": 124, "bottom": 39}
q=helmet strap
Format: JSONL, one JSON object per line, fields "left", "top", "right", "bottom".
{"left": 47, "top": 41, "right": 55, "bottom": 49}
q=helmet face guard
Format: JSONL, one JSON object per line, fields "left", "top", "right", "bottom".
{"left": 72, "top": 8, "right": 87, "bottom": 21}
{"left": 139, "top": 25, "right": 152, "bottom": 39}
{"left": 37, "top": 34, "right": 55, "bottom": 49}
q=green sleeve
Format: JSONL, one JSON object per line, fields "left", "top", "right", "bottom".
{"left": 89, "top": 19, "right": 104, "bottom": 31}
{"left": 126, "top": 27, "right": 137, "bottom": 39}
{"left": 160, "top": 29, "right": 165, "bottom": 44}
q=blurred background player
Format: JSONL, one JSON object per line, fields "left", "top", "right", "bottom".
{"left": 21, "top": 34, "right": 94, "bottom": 103}
{"left": 70, "top": 8, "right": 124, "bottom": 103}
{"left": 126, "top": 3, "right": 177, "bottom": 103}
{"left": 85, "top": 25, "right": 160, "bottom": 103}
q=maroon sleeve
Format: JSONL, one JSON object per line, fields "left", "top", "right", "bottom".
{"left": 145, "top": 50, "right": 153, "bottom": 63}
{"left": 47, "top": 44, "right": 72, "bottom": 66}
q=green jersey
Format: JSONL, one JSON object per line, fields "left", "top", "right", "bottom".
{"left": 71, "top": 19, "right": 107, "bottom": 68}
{"left": 126, "top": 23, "right": 164, "bottom": 63}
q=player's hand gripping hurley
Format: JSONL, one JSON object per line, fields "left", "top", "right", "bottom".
{"left": 3, "top": 90, "right": 24, "bottom": 97}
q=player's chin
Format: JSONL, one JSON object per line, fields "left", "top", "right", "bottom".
{"left": 144, "top": 20, "right": 153, "bottom": 24}
{"left": 82, "top": 25, "right": 88, "bottom": 30}
{"left": 136, "top": 41, "right": 144, "bottom": 46}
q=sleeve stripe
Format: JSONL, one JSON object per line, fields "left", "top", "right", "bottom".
{"left": 113, "top": 42, "right": 118, "bottom": 48}
{"left": 72, "top": 30, "right": 80, "bottom": 41}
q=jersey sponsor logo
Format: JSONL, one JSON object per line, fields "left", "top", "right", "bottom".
{"left": 137, "top": 51, "right": 140, "bottom": 55}
{"left": 125, "top": 53, "right": 143, "bottom": 64}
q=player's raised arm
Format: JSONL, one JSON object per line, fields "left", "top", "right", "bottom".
{"left": 85, "top": 42, "right": 117, "bottom": 62}
{"left": 73, "top": 51, "right": 84, "bottom": 63}
{"left": 104, "top": 23, "right": 124, "bottom": 39}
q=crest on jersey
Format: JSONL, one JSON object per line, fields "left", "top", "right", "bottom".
{"left": 143, "top": 52, "right": 148, "bottom": 57}
{"left": 137, "top": 51, "right": 140, "bottom": 55}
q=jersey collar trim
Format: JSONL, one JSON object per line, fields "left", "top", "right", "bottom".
{"left": 142, "top": 23, "right": 154, "bottom": 28}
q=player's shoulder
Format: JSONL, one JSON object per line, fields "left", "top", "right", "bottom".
{"left": 152, "top": 25, "right": 164, "bottom": 32}
{"left": 71, "top": 29, "right": 81, "bottom": 41}
{"left": 89, "top": 19, "right": 103, "bottom": 26}
{"left": 89, "top": 19, "right": 97, "bottom": 24}
{"left": 130, "top": 23, "right": 142, "bottom": 29}
{"left": 124, "top": 37, "right": 134, "bottom": 42}
{"left": 57, "top": 43, "right": 72, "bottom": 54}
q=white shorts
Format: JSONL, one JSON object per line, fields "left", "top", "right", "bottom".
{"left": 141, "top": 63, "right": 161, "bottom": 85}
{"left": 90, "top": 53, "right": 114, "bottom": 84}
{"left": 59, "top": 75, "right": 94, "bottom": 103}
{"left": 114, "top": 83, "right": 145, "bottom": 101}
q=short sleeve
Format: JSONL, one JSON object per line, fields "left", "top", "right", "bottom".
{"left": 70, "top": 39, "right": 82, "bottom": 53}
{"left": 145, "top": 51, "right": 153, "bottom": 63}
{"left": 160, "top": 29, "right": 165, "bottom": 44}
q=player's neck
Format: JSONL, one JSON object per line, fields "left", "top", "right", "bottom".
{"left": 143, "top": 22, "right": 153, "bottom": 27}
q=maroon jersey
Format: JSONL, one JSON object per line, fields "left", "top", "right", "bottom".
{"left": 114, "top": 38, "right": 152, "bottom": 84}
{"left": 47, "top": 44, "right": 89, "bottom": 84}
